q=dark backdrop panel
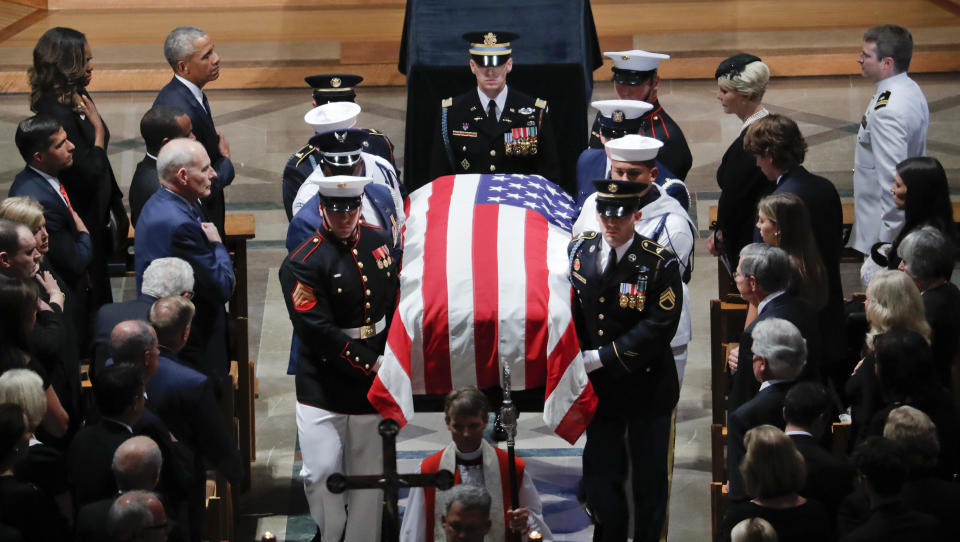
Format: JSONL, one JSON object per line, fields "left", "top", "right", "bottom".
{"left": 400, "top": 0, "right": 601, "bottom": 194}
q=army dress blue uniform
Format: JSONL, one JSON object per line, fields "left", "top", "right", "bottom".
{"left": 279, "top": 211, "right": 399, "bottom": 541}
{"left": 428, "top": 89, "right": 562, "bottom": 185}
{"left": 569, "top": 230, "right": 682, "bottom": 542}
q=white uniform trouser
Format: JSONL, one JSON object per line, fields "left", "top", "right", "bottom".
{"left": 296, "top": 403, "right": 383, "bottom": 541}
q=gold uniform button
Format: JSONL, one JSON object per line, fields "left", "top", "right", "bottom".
{"left": 387, "top": 272, "right": 391, "bottom": 277}
{"left": 646, "top": 366, "right": 653, "bottom": 373}
{"left": 355, "top": 356, "right": 360, "bottom": 362}
{"left": 653, "top": 116, "right": 659, "bottom": 121}
{"left": 337, "top": 288, "right": 342, "bottom": 294}
{"left": 365, "top": 302, "right": 371, "bottom": 309}
{"left": 599, "top": 297, "right": 605, "bottom": 303}
{"left": 365, "top": 289, "right": 371, "bottom": 296}
{"left": 362, "top": 275, "right": 368, "bottom": 282}
{"left": 358, "top": 262, "right": 364, "bottom": 269}
{"left": 365, "top": 364, "right": 370, "bottom": 369}
{"left": 365, "top": 317, "right": 371, "bottom": 323}
{"left": 462, "top": 145, "right": 467, "bottom": 151}
{"left": 346, "top": 350, "right": 350, "bottom": 356}
{"left": 352, "top": 249, "right": 358, "bottom": 255}
{"left": 598, "top": 330, "right": 604, "bottom": 337}
{"left": 489, "top": 165, "right": 496, "bottom": 172}
{"left": 489, "top": 150, "right": 496, "bottom": 157}
{"left": 598, "top": 314, "right": 604, "bottom": 320}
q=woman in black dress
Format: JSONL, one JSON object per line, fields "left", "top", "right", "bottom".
{"left": 707, "top": 53, "right": 774, "bottom": 276}
{"left": 29, "top": 26, "right": 128, "bottom": 312}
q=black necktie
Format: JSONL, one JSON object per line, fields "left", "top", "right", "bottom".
{"left": 603, "top": 248, "right": 618, "bottom": 281}
{"left": 201, "top": 93, "right": 213, "bottom": 120}
{"left": 487, "top": 100, "right": 497, "bottom": 122}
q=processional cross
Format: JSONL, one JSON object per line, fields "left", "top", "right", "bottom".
{"left": 326, "top": 418, "right": 455, "bottom": 542}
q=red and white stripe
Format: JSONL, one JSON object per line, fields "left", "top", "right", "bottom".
{"left": 368, "top": 175, "right": 596, "bottom": 443}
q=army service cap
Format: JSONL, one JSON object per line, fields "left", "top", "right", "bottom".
{"left": 464, "top": 31, "right": 518, "bottom": 67}
{"left": 309, "top": 128, "right": 367, "bottom": 168}
{"left": 593, "top": 99, "right": 654, "bottom": 138}
{"left": 593, "top": 179, "right": 643, "bottom": 217}
{"left": 604, "top": 134, "right": 663, "bottom": 163}
{"left": 305, "top": 73, "right": 362, "bottom": 104}
{"left": 313, "top": 175, "right": 371, "bottom": 212}
{"left": 605, "top": 49, "right": 669, "bottom": 84}
{"left": 304, "top": 101, "right": 361, "bottom": 134}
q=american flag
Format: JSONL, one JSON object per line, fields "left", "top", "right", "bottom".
{"left": 367, "top": 174, "right": 597, "bottom": 444}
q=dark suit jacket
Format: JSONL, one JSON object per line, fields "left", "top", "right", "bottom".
{"left": 790, "top": 432, "right": 856, "bottom": 514}
{"left": 839, "top": 501, "right": 940, "bottom": 542}
{"left": 726, "top": 381, "right": 793, "bottom": 499}
{"left": 8, "top": 166, "right": 92, "bottom": 291}
{"left": 129, "top": 154, "right": 160, "bottom": 227}
{"left": 33, "top": 92, "right": 126, "bottom": 309}
{"left": 91, "top": 294, "right": 156, "bottom": 379}
{"left": 922, "top": 282, "right": 960, "bottom": 385}
{"left": 716, "top": 131, "right": 772, "bottom": 268}
{"left": 75, "top": 498, "right": 112, "bottom": 542}
{"left": 153, "top": 77, "right": 235, "bottom": 234}
{"left": 773, "top": 165, "right": 846, "bottom": 363}
{"left": 728, "top": 292, "right": 820, "bottom": 412}
{"left": 147, "top": 348, "right": 243, "bottom": 485}
{"left": 134, "top": 188, "right": 234, "bottom": 379}
{"left": 67, "top": 418, "right": 132, "bottom": 507}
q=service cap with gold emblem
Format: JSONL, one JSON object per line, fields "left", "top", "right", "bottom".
{"left": 305, "top": 73, "right": 363, "bottom": 105}
{"left": 463, "top": 30, "right": 518, "bottom": 67}
{"left": 592, "top": 179, "right": 643, "bottom": 217}
{"left": 308, "top": 128, "right": 367, "bottom": 168}
{"left": 592, "top": 99, "right": 654, "bottom": 139}
{"left": 605, "top": 49, "right": 670, "bottom": 85}
{"left": 310, "top": 175, "right": 371, "bottom": 212}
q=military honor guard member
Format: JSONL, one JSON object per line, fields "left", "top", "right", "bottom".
{"left": 588, "top": 50, "right": 692, "bottom": 181}
{"left": 282, "top": 73, "right": 399, "bottom": 220}
{"left": 573, "top": 135, "right": 695, "bottom": 386}
{"left": 569, "top": 180, "right": 683, "bottom": 542}
{"left": 279, "top": 175, "right": 400, "bottom": 542}
{"left": 428, "top": 31, "right": 561, "bottom": 184}
{"left": 851, "top": 24, "right": 928, "bottom": 256}
{"left": 575, "top": 99, "right": 688, "bottom": 211}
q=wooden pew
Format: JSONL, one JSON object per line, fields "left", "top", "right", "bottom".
{"left": 710, "top": 300, "right": 748, "bottom": 424}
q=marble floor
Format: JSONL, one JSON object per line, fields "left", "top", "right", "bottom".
{"left": 1, "top": 71, "right": 959, "bottom": 541}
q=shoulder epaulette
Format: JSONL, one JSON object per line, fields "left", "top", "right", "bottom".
{"left": 290, "top": 235, "right": 323, "bottom": 262}
{"left": 535, "top": 98, "right": 547, "bottom": 109}
{"left": 441, "top": 97, "right": 453, "bottom": 108}
{"left": 641, "top": 239, "right": 668, "bottom": 259}
{"left": 575, "top": 231, "right": 598, "bottom": 241}
{"left": 874, "top": 90, "right": 892, "bottom": 110}
{"left": 365, "top": 128, "right": 386, "bottom": 136}
{"left": 294, "top": 144, "right": 318, "bottom": 167}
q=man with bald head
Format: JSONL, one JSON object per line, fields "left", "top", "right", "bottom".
{"left": 135, "top": 138, "right": 235, "bottom": 383}
{"left": 108, "top": 490, "right": 169, "bottom": 542}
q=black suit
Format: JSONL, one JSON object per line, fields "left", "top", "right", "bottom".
{"left": 716, "top": 132, "right": 772, "bottom": 268}
{"left": 67, "top": 418, "right": 133, "bottom": 508}
{"left": 153, "top": 77, "right": 235, "bottom": 234}
{"left": 91, "top": 294, "right": 156, "bottom": 380}
{"left": 75, "top": 498, "right": 112, "bottom": 542}
{"left": 902, "top": 474, "right": 960, "bottom": 540}
{"left": 728, "top": 293, "right": 820, "bottom": 412}
{"left": 129, "top": 154, "right": 159, "bottom": 227}
{"left": 726, "top": 381, "right": 793, "bottom": 499}
{"left": 840, "top": 501, "right": 940, "bottom": 542}
{"left": 771, "top": 166, "right": 846, "bottom": 368}
{"left": 790, "top": 433, "right": 856, "bottom": 514}
{"left": 429, "top": 87, "right": 562, "bottom": 189}
{"left": 33, "top": 92, "right": 127, "bottom": 310}
{"left": 569, "top": 231, "right": 682, "bottom": 542}
{"left": 922, "top": 282, "right": 960, "bottom": 386}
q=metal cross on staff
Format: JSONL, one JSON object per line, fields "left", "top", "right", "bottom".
{"left": 327, "top": 418, "right": 455, "bottom": 542}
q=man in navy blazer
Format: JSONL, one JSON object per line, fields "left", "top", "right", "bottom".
{"left": 744, "top": 114, "right": 846, "bottom": 376}
{"left": 10, "top": 114, "right": 92, "bottom": 297}
{"left": 153, "top": 26, "right": 233, "bottom": 235}
{"left": 130, "top": 106, "right": 195, "bottom": 227}
{"left": 726, "top": 318, "right": 806, "bottom": 499}
{"left": 135, "top": 138, "right": 234, "bottom": 382}
{"left": 727, "top": 244, "right": 820, "bottom": 413}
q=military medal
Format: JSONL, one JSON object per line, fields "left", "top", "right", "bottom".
{"left": 636, "top": 276, "right": 648, "bottom": 311}
{"left": 619, "top": 283, "right": 631, "bottom": 308}
{"left": 372, "top": 245, "right": 391, "bottom": 269}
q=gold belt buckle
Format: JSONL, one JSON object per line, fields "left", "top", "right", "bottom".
{"left": 359, "top": 324, "right": 376, "bottom": 340}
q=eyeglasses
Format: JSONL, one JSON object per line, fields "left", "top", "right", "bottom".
{"left": 732, "top": 270, "right": 752, "bottom": 280}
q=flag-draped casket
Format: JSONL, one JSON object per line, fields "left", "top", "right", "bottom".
{"left": 368, "top": 174, "right": 597, "bottom": 444}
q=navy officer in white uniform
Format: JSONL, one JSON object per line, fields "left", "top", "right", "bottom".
{"left": 852, "top": 24, "right": 928, "bottom": 259}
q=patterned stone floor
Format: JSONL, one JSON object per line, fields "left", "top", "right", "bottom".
{"left": 1, "top": 71, "right": 958, "bottom": 540}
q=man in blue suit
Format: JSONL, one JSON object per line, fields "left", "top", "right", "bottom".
{"left": 129, "top": 106, "right": 195, "bottom": 227}
{"left": 10, "top": 114, "right": 92, "bottom": 300}
{"left": 147, "top": 295, "right": 243, "bottom": 539}
{"left": 153, "top": 26, "right": 233, "bottom": 236}
{"left": 575, "top": 100, "right": 686, "bottom": 211}
{"left": 135, "top": 138, "right": 234, "bottom": 382}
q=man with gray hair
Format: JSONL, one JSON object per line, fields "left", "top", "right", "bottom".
{"left": 727, "top": 318, "right": 807, "bottom": 499}
{"left": 851, "top": 24, "right": 928, "bottom": 256}
{"left": 107, "top": 490, "right": 168, "bottom": 542}
{"left": 135, "top": 138, "right": 235, "bottom": 383}
{"left": 897, "top": 225, "right": 960, "bottom": 386}
{"left": 441, "top": 484, "right": 493, "bottom": 542}
{"left": 153, "top": 25, "right": 233, "bottom": 235}
{"left": 93, "top": 257, "right": 194, "bottom": 375}
{"left": 727, "top": 243, "right": 820, "bottom": 412}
